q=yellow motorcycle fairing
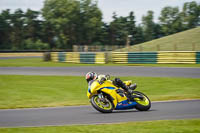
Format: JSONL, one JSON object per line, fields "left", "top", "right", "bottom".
{"left": 87, "top": 80, "right": 128, "bottom": 108}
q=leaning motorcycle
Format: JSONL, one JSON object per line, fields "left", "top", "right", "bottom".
{"left": 87, "top": 76, "right": 151, "bottom": 113}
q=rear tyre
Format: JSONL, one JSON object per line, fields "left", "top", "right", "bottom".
{"left": 90, "top": 95, "right": 114, "bottom": 113}
{"left": 133, "top": 91, "right": 151, "bottom": 111}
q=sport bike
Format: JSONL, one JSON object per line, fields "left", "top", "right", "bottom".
{"left": 87, "top": 77, "right": 151, "bottom": 113}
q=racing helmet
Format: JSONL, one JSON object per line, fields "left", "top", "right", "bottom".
{"left": 85, "top": 72, "right": 97, "bottom": 83}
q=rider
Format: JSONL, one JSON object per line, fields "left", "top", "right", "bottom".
{"left": 85, "top": 72, "right": 136, "bottom": 100}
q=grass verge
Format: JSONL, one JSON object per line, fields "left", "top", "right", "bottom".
{"left": 0, "top": 75, "right": 199, "bottom": 109}
{"left": 117, "top": 27, "right": 200, "bottom": 52}
{"left": 0, "top": 119, "right": 200, "bottom": 133}
{"left": 0, "top": 58, "right": 200, "bottom": 67}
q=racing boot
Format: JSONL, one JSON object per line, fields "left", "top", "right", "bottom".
{"left": 126, "top": 89, "right": 135, "bottom": 101}
{"left": 124, "top": 85, "right": 144, "bottom": 101}
{"left": 129, "top": 83, "right": 137, "bottom": 90}
{"left": 113, "top": 78, "right": 135, "bottom": 101}
{"left": 114, "top": 78, "right": 143, "bottom": 101}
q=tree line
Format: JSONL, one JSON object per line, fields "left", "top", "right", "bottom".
{"left": 0, "top": 0, "right": 200, "bottom": 51}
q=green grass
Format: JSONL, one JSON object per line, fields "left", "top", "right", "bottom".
{"left": 118, "top": 27, "right": 200, "bottom": 52}
{"left": 0, "top": 75, "right": 199, "bottom": 109}
{"left": 0, "top": 119, "right": 200, "bottom": 133}
{"left": 0, "top": 58, "right": 101, "bottom": 67}
{"left": 1, "top": 58, "right": 200, "bottom": 67}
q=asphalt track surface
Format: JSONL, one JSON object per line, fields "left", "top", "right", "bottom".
{"left": 0, "top": 67, "right": 199, "bottom": 128}
{"left": 0, "top": 100, "right": 200, "bottom": 127}
{"left": 0, "top": 66, "right": 200, "bottom": 78}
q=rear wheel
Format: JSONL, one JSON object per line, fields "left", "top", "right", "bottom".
{"left": 133, "top": 91, "right": 151, "bottom": 111}
{"left": 90, "top": 95, "right": 114, "bottom": 113}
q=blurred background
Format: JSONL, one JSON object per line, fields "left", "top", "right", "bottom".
{"left": 0, "top": 0, "right": 200, "bottom": 52}
{"left": 0, "top": 1, "right": 200, "bottom": 131}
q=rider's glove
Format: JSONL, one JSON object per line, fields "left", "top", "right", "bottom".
{"left": 97, "top": 75, "right": 107, "bottom": 84}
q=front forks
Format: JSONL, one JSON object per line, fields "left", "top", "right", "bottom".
{"left": 98, "top": 93, "right": 107, "bottom": 103}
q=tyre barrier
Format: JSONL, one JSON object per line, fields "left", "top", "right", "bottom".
{"left": 112, "top": 52, "right": 157, "bottom": 64}
{"left": 128, "top": 52, "right": 157, "bottom": 64}
{"left": 157, "top": 51, "right": 197, "bottom": 64}
{"left": 51, "top": 52, "right": 106, "bottom": 64}
{"left": 0, "top": 52, "right": 43, "bottom": 57}
{"left": 112, "top": 51, "right": 200, "bottom": 64}
{"left": 196, "top": 52, "right": 200, "bottom": 64}
{"left": 49, "top": 51, "right": 200, "bottom": 64}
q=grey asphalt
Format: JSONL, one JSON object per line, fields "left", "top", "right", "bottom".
{"left": 0, "top": 66, "right": 200, "bottom": 78}
{"left": 0, "top": 100, "right": 200, "bottom": 127}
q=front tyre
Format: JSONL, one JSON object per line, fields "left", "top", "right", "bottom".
{"left": 90, "top": 95, "right": 114, "bottom": 113}
{"left": 133, "top": 91, "right": 151, "bottom": 111}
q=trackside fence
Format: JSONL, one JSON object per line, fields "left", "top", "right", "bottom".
{"left": 196, "top": 52, "right": 200, "bottom": 64}
{"left": 0, "top": 51, "right": 199, "bottom": 64}
{"left": 51, "top": 52, "right": 106, "bottom": 64}
{"left": 45, "top": 51, "right": 200, "bottom": 64}
{"left": 112, "top": 52, "right": 157, "bottom": 64}
{"left": 0, "top": 52, "right": 43, "bottom": 57}
{"left": 112, "top": 51, "right": 200, "bottom": 64}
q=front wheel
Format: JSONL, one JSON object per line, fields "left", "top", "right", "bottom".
{"left": 133, "top": 91, "right": 151, "bottom": 111}
{"left": 90, "top": 95, "right": 114, "bottom": 113}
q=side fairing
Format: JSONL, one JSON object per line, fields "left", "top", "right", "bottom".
{"left": 87, "top": 81, "right": 101, "bottom": 99}
{"left": 87, "top": 80, "right": 129, "bottom": 108}
{"left": 115, "top": 100, "right": 137, "bottom": 110}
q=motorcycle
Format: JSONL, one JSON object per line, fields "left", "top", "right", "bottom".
{"left": 87, "top": 76, "right": 151, "bottom": 113}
